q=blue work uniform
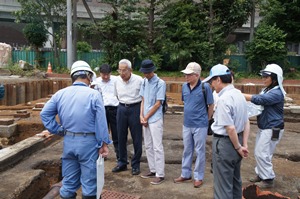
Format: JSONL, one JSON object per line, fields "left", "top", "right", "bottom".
{"left": 40, "top": 81, "right": 111, "bottom": 198}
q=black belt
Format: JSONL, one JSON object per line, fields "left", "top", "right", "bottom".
{"left": 214, "top": 132, "right": 243, "bottom": 138}
{"left": 105, "top": 106, "right": 117, "bottom": 110}
{"left": 119, "top": 102, "right": 141, "bottom": 107}
{"left": 65, "top": 132, "right": 95, "bottom": 136}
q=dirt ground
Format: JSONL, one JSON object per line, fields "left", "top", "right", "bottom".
{"left": 0, "top": 76, "right": 300, "bottom": 198}
{"left": 0, "top": 100, "right": 300, "bottom": 198}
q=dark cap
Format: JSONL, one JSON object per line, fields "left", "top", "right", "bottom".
{"left": 99, "top": 64, "right": 112, "bottom": 73}
{"left": 139, "top": 59, "right": 156, "bottom": 73}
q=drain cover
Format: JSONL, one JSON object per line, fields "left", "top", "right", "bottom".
{"left": 101, "top": 189, "right": 141, "bottom": 199}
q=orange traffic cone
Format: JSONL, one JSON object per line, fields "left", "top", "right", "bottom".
{"left": 47, "top": 62, "right": 53, "bottom": 73}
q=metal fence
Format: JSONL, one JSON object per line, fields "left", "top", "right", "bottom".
{"left": 12, "top": 50, "right": 105, "bottom": 70}
{"left": 12, "top": 51, "right": 300, "bottom": 72}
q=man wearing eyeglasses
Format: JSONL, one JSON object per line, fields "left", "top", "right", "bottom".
{"left": 112, "top": 59, "right": 143, "bottom": 176}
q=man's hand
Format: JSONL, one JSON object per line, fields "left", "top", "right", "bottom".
{"left": 237, "top": 146, "right": 249, "bottom": 158}
{"left": 140, "top": 116, "right": 148, "bottom": 127}
{"left": 99, "top": 143, "right": 109, "bottom": 158}
{"left": 36, "top": 130, "right": 52, "bottom": 138}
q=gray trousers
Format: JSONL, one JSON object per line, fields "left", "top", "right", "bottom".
{"left": 212, "top": 134, "right": 243, "bottom": 199}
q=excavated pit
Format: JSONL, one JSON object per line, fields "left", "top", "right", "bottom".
{"left": 0, "top": 77, "right": 299, "bottom": 198}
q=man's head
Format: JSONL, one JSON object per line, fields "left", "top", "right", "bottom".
{"left": 181, "top": 62, "right": 201, "bottom": 84}
{"left": 70, "top": 60, "right": 94, "bottom": 83}
{"left": 100, "top": 64, "right": 112, "bottom": 82}
{"left": 139, "top": 59, "right": 156, "bottom": 79}
{"left": 118, "top": 59, "right": 132, "bottom": 81}
{"left": 203, "top": 64, "right": 232, "bottom": 93}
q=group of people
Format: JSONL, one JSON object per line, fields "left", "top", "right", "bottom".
{"left": 40, "top": 58, "right": 286, "bottom": 199}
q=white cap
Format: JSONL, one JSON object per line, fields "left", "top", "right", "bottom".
{"left": 202, "top": 64, "right": 231, "bottom": 82}
{"left": 70, "top": 60, "right": 94, "bottom": 76}
{"left": 181, "top": 62, "right": 201, "bottom": 75}
{"left": 260, "top": 64, "right": 286, "bottom": 96}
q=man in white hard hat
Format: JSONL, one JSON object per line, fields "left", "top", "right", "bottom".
{"left": 40, "top": 60, "right": 111, "bottom": 199}
{"left": 203, "top": 64, "right": 250, "bottom": 199}
{"left": 243, "top": 64, "right": 286, "bottom": 188}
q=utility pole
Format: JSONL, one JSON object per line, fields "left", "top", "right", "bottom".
{"left": 67, "top": 0, "right": 73, "bottom": 69}
{"left": 73, "top": 0, "right": 78, "bottom": 62}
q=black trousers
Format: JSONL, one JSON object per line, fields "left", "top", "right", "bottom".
{"left": 116, "top": 102, "right": 142, "bottom": 169}
{"left": 105, "top": 106, "right": 119, "bottom": 159}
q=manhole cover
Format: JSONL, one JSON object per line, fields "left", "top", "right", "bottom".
{"left": 102, "top": 189, "right": 141, "bottom": 199}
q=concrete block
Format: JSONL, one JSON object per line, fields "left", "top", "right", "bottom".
{"left": 290, "top": 106, "right": 300, "bottom": 114}
{"left": 0, "top": 123, "right": 17, "bottom": 137}
{"left": 35, "top": 103, "right": 45, "bottom": 108}
{"left": 13, "top": 112, "right": 30, "bottom": 118}
{"left": 0, "top": 118, "right": 14, "bottom": 125}
{"left": 16, "top": 109, "right": 27, "bottom": 114}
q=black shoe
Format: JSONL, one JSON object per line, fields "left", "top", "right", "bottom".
{"left": 112, "top": 165, "right": 127, "bottom": 173}
{"left": 132, "top": 168, "right": 140, "bottom": 175}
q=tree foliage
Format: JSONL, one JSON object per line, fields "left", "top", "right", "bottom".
{"left": 245, "top": 23, "right": 287, "bottom": 72}
{"left": 259, "top": 0, "right": 300, "bottom": 43}
{"left": 14, "top": 0, "right": 67, "bottom": 66}
{"left": 79, "top": 0, "right": 145, "bottom": 69}
{"left": 23, "top": 21, "right": 48, "bottom": 50}
{"left": 156, "top": 0, "right": 253, "bottom": 70}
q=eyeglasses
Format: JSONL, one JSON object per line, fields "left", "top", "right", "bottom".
{"left": 117, "top": 69, "right": 129, "bottom": 74}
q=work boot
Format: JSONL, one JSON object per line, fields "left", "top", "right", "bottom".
{"left": 249, "top": 175, "right": 262, "bottom": 183}
{"left": 82, "top": 195, "right": 96, "bottom": 199}
{"left": 60, "top": 193, "right": 77, "bottom": 199}
{"left": 255, "top": 179, "right": 274, "bottom": 188}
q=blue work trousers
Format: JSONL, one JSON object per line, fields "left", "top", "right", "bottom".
{"left": 117, "top": 103, "right": 142, "bottom": 169}
{"left": 60, "top": 134, "right": 98, "bottom": 198}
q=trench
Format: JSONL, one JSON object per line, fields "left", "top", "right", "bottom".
{"left": 18, "top": 160, "right": 62, "bottom": 199}
{"left": 0, "top": 77, "right": 300, "bottom": 198}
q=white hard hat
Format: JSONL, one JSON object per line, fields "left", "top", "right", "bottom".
{"left": 202, "top": 64, "right": 231, "bottom": 82}
{"left": 260, "top": 64, "right": 283, "bottom": 77}
{"left": 260, "top": 64, "right": 286, "bottom": 96}
{"left": 70, "top": 60, "right": 94, "bottom": 76}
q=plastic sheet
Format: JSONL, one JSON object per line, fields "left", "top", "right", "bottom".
{"left": 96, "top": 155, "right": 104, "bottom": 199}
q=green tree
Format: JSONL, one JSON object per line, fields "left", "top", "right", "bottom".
{"left": 259, "top": 0, "right": 300, "bottom": 43}
{"left": 14, "top": 0, "right": 67, "bottom": 67}
{"left": 23, "top": 21, "right": 48, "bottom": 67}
{"left": 156, "top": 0, "right": 253, "bottom": 70}
{"left": 245, "top": 23, "right": 287, "bottom": 72}
{"left": 78, "top": 0, "right": 145, "bottom": 69}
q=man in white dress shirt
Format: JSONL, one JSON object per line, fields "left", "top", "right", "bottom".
{"left": 94, "top": 64, "right": 119, "bottom": 161}
{"left": 112, "top": 59, "right": 143, "bottom": 175}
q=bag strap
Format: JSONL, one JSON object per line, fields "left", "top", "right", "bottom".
{"left": 202, "top": 83, "right": 208, "bottom": 112}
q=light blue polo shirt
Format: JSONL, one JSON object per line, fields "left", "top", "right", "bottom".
{"left": 182, "top": 80, "right": 214, "bottom": 128}
{"left": 139, "top": 74, "right": 166, "bottom": 123}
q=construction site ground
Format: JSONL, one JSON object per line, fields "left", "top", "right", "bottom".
{"left": 0, "top": 102, "right": 299, "bottom": 199}
{"left": 0, "top": 75, "right": 299, "bottom": 199}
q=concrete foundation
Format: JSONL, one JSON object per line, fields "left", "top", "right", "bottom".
{"left": 0, "top": 123, "right": 17, "bottom": 137}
